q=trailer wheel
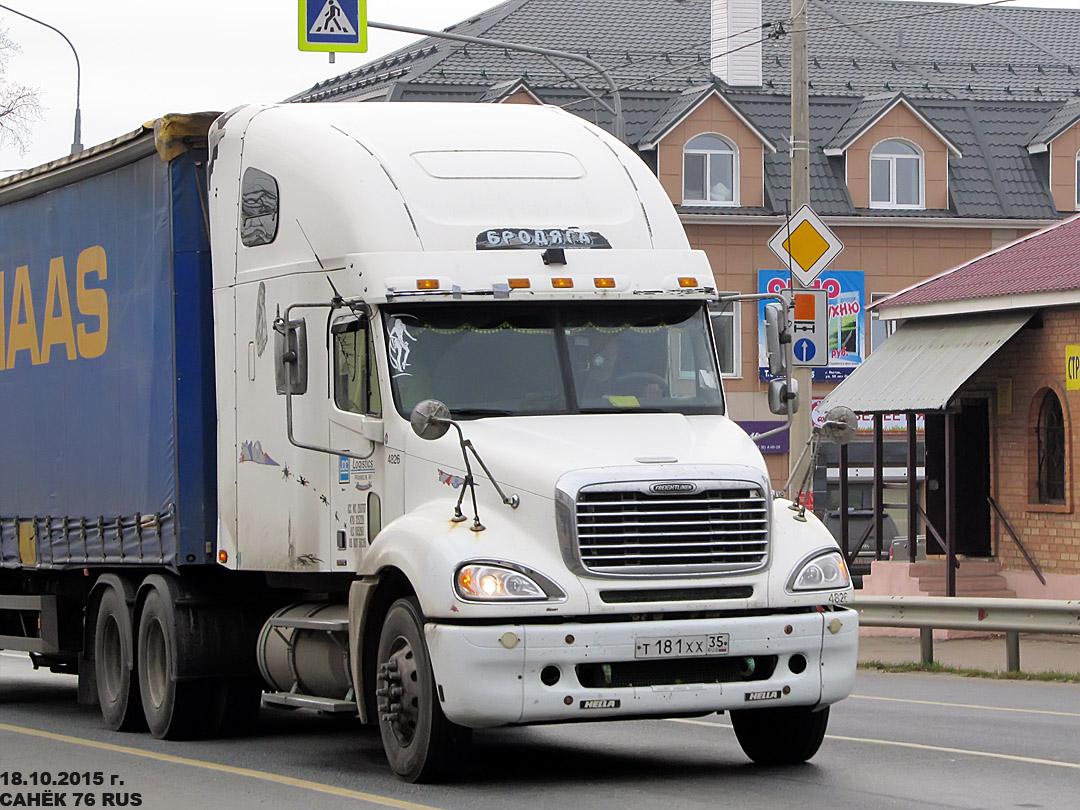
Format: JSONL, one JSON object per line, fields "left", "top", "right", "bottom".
{"left": 376, "top": 598, "right": 471, "bottom": 782}
{"left": 730, "top": 705, "right": 830, "bottom": 765}
{"left": 136, "top": 586, "right": 214, "bottom": 739}
{"left": 93, "top": 587, "right": 146, "bottom": 731}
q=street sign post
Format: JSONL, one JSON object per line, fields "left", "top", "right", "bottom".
{"left": 768, "top": 204, "right": 844, "bottom": 286}
{"left": 299, "top": 0, "right": 367, "bottom": 53}
{"left": 787, "top": 288, "right": 828, "bottom": 367}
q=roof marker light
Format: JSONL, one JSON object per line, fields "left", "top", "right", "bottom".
{"left": 416, "top": 279, "right": 440, "bottom": 290}
{"left": 677, "top": 277, "right": 699, "bottom": 288}
{"left": 218, "top": 550, "right": 228, "bottom": 564}
{"left": 508, "top": 278, "right": 531, "bottom": 289}
{"left": 594, "top": 278, "right": 616, "bottom": 288}
{"left": 551, "top": 278, "right": 574, "bottom": 289}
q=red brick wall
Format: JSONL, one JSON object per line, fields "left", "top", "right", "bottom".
{"left": 963, "top": 307, "right": 1080, "bottom": 575}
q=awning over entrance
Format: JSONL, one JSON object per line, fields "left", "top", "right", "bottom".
{"left": 821, "top": 310, "right": 1032, "bottom": 413}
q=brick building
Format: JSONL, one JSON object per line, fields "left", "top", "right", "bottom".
{"left": 825, "top": 214, "right": 1080, "bottom": 597}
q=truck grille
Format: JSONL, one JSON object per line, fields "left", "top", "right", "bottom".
{"left": 575, "top": 486, "right": 768, "bottom": 575}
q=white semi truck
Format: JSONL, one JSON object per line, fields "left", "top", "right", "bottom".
{"left": 0, "top": 102, "right": 857, "bottom": 782}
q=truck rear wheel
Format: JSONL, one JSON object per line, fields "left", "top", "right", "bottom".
{"left": 136, "top": 586, "right": 215, "bottom": 740}
{"left": 376, "top": 598, "right": 471, "bottom": 782}
{"left": 730, "top": 705, "right": 830, "bottom": 765}
{"left": 93, "top": 587, "right": 145, "bottom": 731}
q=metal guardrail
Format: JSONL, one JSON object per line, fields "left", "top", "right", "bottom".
{"left": 853, "top": 595, "right": 1080, "bottom": 672}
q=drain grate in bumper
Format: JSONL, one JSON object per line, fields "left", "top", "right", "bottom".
{"left": 576, "top": 655, "right": 777, "bottom": 688}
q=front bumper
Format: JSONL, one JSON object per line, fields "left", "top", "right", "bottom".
{"left": 425, "top": 608, "right": 858, "bottom": 728}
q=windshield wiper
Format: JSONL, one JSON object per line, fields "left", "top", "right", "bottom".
{"left": 450, "top": 408, "right": 516, "bottom": 419}
{"left": 579, "top": 407, "right": 666, "bottom": 414}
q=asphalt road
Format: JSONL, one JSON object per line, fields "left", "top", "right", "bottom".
{"left": 2, "top": 650, "right": 1078, "bottom": 810}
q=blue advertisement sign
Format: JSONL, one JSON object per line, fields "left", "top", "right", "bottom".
{"left": 737, "top": 421, "right": 790, "bottom": 454}
{"left": 758, "top": 269, "right": 866, "bottom": 383}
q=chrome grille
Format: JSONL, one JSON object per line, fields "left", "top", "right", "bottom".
{"left": 574, "top": 485, "right": 768, "bottom": 575}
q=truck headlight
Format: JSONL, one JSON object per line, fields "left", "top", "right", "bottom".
{"left": 455, "top": 562, "right": 565, "bottom": 602}
{"left": 787, "top": 550, "right": 851, "bottom": 592}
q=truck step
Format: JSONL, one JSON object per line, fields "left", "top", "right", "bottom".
{"left": 263, "top": 692, "right": 358, "bottom": 714}
{"left": 266, "top": 616, "right": 349, "bottom": 632}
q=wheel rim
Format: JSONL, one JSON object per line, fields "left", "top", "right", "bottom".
{"left": 383, "top": 634, "right": 421, "bottom": 746}
{"left": 100, "top": 615, "right": 123, "bottom": 702}
{"left": 144, "top": 618, "right": 169, "bottom": 709}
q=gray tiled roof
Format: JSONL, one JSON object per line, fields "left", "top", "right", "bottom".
{"left": 288, "top": 0, "right": 1080, "bottom": 221}
{"left": 824, "top": 93, "right": 896, "bottom": 151}
{"left": 1028, "top": 99, "right": 1080, "bottom": 150}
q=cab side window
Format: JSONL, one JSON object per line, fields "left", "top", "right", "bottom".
{"left": 333, "top": 318, "right": 382, "bottom": 416}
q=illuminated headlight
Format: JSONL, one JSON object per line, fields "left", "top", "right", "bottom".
{"left": 788, "top": 551, "right": 851, "bottom": 592}
{"left": 455, "top": 562, "right": 565, "bottom": 602}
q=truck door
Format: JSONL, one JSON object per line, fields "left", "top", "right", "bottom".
{"left": 328, "top": 313, "right": 387, "bottom": 565}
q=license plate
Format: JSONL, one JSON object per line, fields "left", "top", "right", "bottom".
{"left": 635, "top": 633, "right": 729, "bottom": 659}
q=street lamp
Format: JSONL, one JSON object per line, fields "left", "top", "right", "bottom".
{"left": 0, "top": 3, "right": 82, "bottom": 154}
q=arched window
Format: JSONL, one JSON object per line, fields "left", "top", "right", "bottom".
{"left": 1036, "top": 389, "right": 1066, "bottom": 504}
{"left": 683, "top": 134, "right": 739, "bottom": 205}
{"left": 870, "top": 139, "right": 923, "bottom": 209}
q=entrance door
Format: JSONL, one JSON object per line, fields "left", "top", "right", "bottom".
{"left": 923, "top": 402, "right": 991, "bottom": 558}
{"left": 955, "top": 399, "right": 991, "bottom": 556}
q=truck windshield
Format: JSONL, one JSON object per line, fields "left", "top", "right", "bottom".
{"left": 382, "top": 302, "right": 724, "bottom": 418}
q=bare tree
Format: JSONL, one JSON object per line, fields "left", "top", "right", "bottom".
{"left": 0, "top": 26, "right": 41, "bottom": 154}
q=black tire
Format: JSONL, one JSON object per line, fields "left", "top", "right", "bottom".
{"left": 376, "top": 598, "right": 471, "bottom": 782}
{"left": 730, "top": 705, "right": 830, "bottom": 765}
{"left": 136, "top": 586, "right": 216, "bottom": 740}
{"left": 93, "top": 587, "right": 146, "bottom": 732}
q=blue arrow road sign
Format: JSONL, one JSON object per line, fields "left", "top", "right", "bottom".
{"left": 794, "top": 338, "right": 816, "bottom": 363}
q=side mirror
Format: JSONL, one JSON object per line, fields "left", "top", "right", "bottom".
{"left": 274, "top": 318, "right": 308, "bottom": 395}
{"left": 768, "top": 377, "right": 799, "bottom": 415}
{"left": 764, "top": 302, "right": 790, "bottom": 378}
{"left": 821, "top": 406, "right": 858, "bottom": 445}
{"left": 410, "top": 399, "right": 452, "bottom": 440}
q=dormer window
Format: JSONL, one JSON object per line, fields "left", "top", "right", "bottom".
{"left": 683, "top": 133, "right": 739, "bottom": 205}
{"left": 870, "top": 139, "right": 923, "bottom": 208}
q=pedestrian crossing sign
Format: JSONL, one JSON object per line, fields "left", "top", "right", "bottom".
{"left": 299, "top": 0, "right": 367, "bottom": 53}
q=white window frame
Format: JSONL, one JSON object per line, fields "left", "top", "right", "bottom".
{"left": 1075, "top": 149, "right": 1080, "bottom": 209}
{"left": 683, "top": 133, "right": 740, "bottom": 207}
{"left": 709, "top": 296, "right": 742, "bottom": 378}
{"left": 869, "top": 138, "right": 924, "bottom": 210}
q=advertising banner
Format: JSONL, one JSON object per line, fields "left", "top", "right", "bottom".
{"left": 758, "top": 269, "right": 866, "bottom": 382}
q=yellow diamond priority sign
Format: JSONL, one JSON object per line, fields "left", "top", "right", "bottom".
{"left": 768, "top": 205, "right": 843, "bottom": 286}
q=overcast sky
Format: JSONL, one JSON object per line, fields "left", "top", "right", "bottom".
{"left": 0, "top": 0, "right": 1073, "bottom": 175}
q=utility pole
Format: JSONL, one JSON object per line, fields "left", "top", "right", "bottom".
{"left": 788, "top": 0, "right": 813, "bottom": 485}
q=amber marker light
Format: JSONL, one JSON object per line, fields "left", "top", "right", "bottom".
{"left": 416, "top": 278, "right": 440, "bottom": 290}
{"left": 458, "top": 568, "right": 473, "bottom": 594}
{"left": 677, "top": 277, "right": 699, "bottom": 288}
{"left": 218, "top": 550, "right": 228, "bottom": 564}
{"left": 551, "top": 278, "right": 574, "bottom": 288}
{"left": 593, "top": 277, "right": 615, "bottom": 288}
{"left": 508, "top": 278, "right": 531, "bottom": 289}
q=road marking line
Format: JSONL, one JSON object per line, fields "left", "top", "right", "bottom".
{"left": 0, "top": 723, "right": 445, "bottom": 810}
{"left": 849, "top": 694, "right": 1080, "bottom": 718}
{"left": 666, "top": 718, "right": 1080, "bottom": 770}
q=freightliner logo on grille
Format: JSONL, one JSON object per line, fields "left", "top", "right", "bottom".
{"left": 649, "top": 482, "right": 698, "bottom": 494}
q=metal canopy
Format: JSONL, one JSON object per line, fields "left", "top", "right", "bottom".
{"left": 821, "top": 311, "right": 1033, "bottom": 414}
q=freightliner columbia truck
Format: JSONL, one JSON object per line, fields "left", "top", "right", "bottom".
{"left": 0, "top": 103, "right": 857, "bottom": 782}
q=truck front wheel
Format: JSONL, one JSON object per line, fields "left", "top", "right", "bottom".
{"left": 93, "top": 587, "right": 145, "bottom": 731}
{"left": 730, "top": 705, "right": 830, "bottom": 765}
{"left": 376, "top": 598, "right": 471, "bottom": 782}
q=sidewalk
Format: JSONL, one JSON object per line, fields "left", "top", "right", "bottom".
{"left": 857, "top": 631, "right": 1080, "bottom": 675}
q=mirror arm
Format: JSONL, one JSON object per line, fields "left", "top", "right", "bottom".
{"left": 280, "top": 300, "right": 376, "bottom": 461}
